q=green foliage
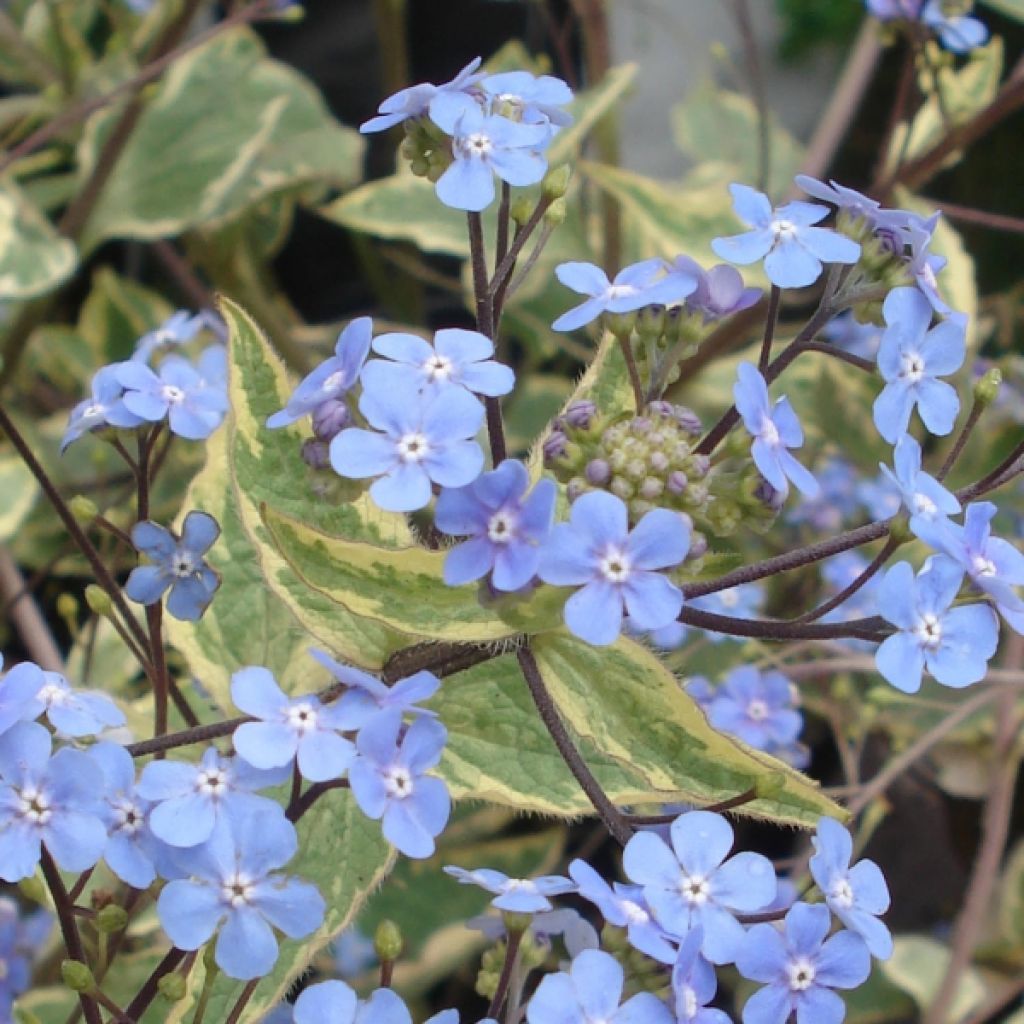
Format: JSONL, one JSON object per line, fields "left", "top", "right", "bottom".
{"left": 880, "top": 936, "right": 988, "bottom": 1021}
{"left": 0, "top": 178, "right": 76, "bottom": 299}
{"left": 775, "top": 0, "right": 864, "bottom": 61}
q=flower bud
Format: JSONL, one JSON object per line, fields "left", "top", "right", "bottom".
{"left": 84, "top": 584, "right": 112, "bottom": 617}
{"left": 158, "top": 974, "right": 187, "bottom": 1002}
{"left": 301, "top": 439, "right": 331, "bottom": 471}
{"left": 585, "top": 459, "right": 611, "bottom": 486}
{"left": 544, "top": 197, "right": 567, "bottom": 227}
{"left": 666, "top": 471, "right": 687, "bottom": 496}
{"left": 374, "top": 919, "right": 403, "bottom": 963}
{"left": 603, "top": 311, "right": 637, "bottom": 338}
{"left": 639, "top": 477, "right": 664, "bottom": 500}
{"left": 687, "top": 530, "right": 708, "bottom": 560}
{"left": 510, "top": 196, "right": 533, "bottom": 226}
{"left": 18, "top": 875, "right": 47, "bottom": 904}
{"left": 562, "top": 400, "right": 597, "bottom": 430}
{"left": 56, "top": 594, "right": 78, "bottom": 630}
{"left": 502, "top": 910, "right": 533, "bottom": 934}
{"left": 567, "top": 477, "right": 588, "bottom": 502}
{"left": 542, "top": 164, "right": 572, "bottom": 200}
{"left": 69, "top": 495, "right": 98, "bottom": 523}
{"left": 61, "top": 960, "right": 95, "bottom": 994}
{"left": 542, "top": 429, "right": 569, "bottom": 463}
{"left": 96, "top": 905, "right": 128, "bottom": 934}
{"left": 312, "top": 399, "right": 351, "bottom": 441}
{"left": 973, "top": 367, "right": 1002, "bottom": 407}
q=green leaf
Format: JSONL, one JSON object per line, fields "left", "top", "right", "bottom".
{"left": 0, "top": 451, "right": 37, "bottom": 543}
{"left": 78, "top": 267, "right": 176, "bottom": 362}
{"left": 981, "top": 0, "right": 1024, "bottom": 19}
{"left": 77, "top": 28, "right": 363, "bottom": 251}
{"left": 0, "top": 178, "right": 76, "bottom": 299}
{"left": 881, "top": 936, "right": 988, "bottom": 1022}
{"left": 532, "top": 632, "right": 842, "bottom": 826}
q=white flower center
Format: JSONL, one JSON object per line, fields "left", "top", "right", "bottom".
{"left": 196, "top": 768, "right": 228, "bottom": 797}
{"left": 173, "top": 550, "right": 197, "bottom": 578}
{"left": 747, "top": 698, "right": 769, "bottom": 721}
{"left": 384, "top": 766, "right": 414, "bottom": 799}
{"left": 787, "top": 956, "right": 817, "bottom": 991}
{"left": 760, "top": 416, "right": 780, "bottom": 447}
{"left": 972, "top": 554, "right": 996, "bottom": 577}
{"left": 770, "top": 218, "right": 798, "bottom": 242}
{"left": 606, "top": 283, "right": 639, "bottom": 301}
{"left": 719, "top": 589, "right": 739, "bottom": 608}
{"left": 286, "top": 703, "right": 318, "bottom": 734}
{"left": 680, "top": 873, "right": 710, "bottom": 905}
{"left": 38, "top": 682, "right": 70, "bottom": 707}
{"left": 396, "top": 432, "right": 430, "bottom": 463}
{"left": 424, "top": 355, "right": 453, "bottom": 382}
{"left": 914, "top": 613, "right": 943, "bottom": 649}
{"left": 161, "top": 384, "right": 185, "bottom": 405}
{"left": 599, "top": 547, "right": 631, "bottom": 584}
{"left": 17, "top": 786, "right": 51, "bottom": 825}
{"left": 900, "top": 353, "right": 926, "bottom": 384}
{"left": 461, "top": 132, "right": 493, "bottom": 158}
{"left": 113, "top": 798, "right": 145, "bottom": 836}
{"left": 82, "top": 402, "right": 105, "bottom": 420}
{"left": 222, "top": 873, "right": 254, "bottom": 908}
{"left": 322, "top": 370, "right": 345, "bottom": 393}
{"left": 680, "top": 986, "right": 698, "bottom": 1020}
{"left": 487, "top": 510, "right": 516, "bottom": 545}
{"left": 911, "top": 492, "right": 937, "bottom": 518}
{"left": 829, "top": 876, "right": 855, "bottom": 910}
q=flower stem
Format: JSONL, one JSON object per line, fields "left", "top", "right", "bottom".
{"left": 937, "top": 398, "right": 983, "bottom": 481}
{"left": 793, "top": 536, "right": 899, "bottom": 624}
{"left": 758, "top": 285, "right": 781, "bottom": 372}
{"left": 487, "top": 928, "right": 524, "bottom": 1020}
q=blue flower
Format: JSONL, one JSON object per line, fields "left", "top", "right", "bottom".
{"left": 689, "top": 583, "right": 764, "bottom": 642}
{"left": 360, "top": 58, "right": 484, "bottom": 134}
{"left": 88, "top": 741, "right": 169, "bottom": 889}
{"left": 668, "top": 256, "right": 761, "bottom": 322}
{"left": 706, "top": 666, "right": 803, "bottom": 756}
{"left": 137, "top": 746, "right": 287, "bottom": 848}
{"left": 480, "top": 71, "right": 574, "bottom": 130}
{"left": 711, "top": 184, "right": 860, "bottom": 289}
{"left": 307, "top": 648, "right": 439, "bottom": 726}
{"left": 231, "top": 666, "right": 360, "bottom": 782}
{"left": 737, "top": 902, "right": 870, "bottom": 1024}
{"left": 329, "top": 383, "right": 484, "bottom": 513}
{"left": 34, "top": 670, "right": 125, "bottom": 737}
{"left": 0, "top": 722, "right": 107, "bottom": 880}
{"left": 61, "top": 364, "right": 143, "bottom": 452}
{"left": 552, "top": 258, "right": 696, "bottom": 332}
{"left": 538, "top": 491, "right": 689, "bottom": 646}
{"left": 569, "top": 858, "right": 678, "bottom": 964}
{"left": 810, "top": 817, "right": 892, "bottom": 960}
{"left": 873, "top": 287, "right": 964, "bottom": 443}
{"left": 879, "top": 434, "right": 960, "bottom": 546}
{"left": 0, "top": 897, "right": 51, "bottom": 1019}
{"left": 294, "top": 982, "right": 442, "bottom": 1024}
{"left": 734, "top": 363, "right": 819, "bottom": 499}
{"left": 526, "top": 948, "right": 673, "bottom": 1024}
{"left": 131, "top": 310, "right": 205, "bottom": 364}
{"left": 931, "top": 502, "right": 1024, "bottom": 632}
{"left": 348, "top": 709, "right": 451, "bottom": 858}
{"left": 822, "top": 313, "right": 882, "bottom": 360}
{"left": 428, "top": 93, "right": 550, "bottom": 212}
{"left": 444, "top": 865, "right": 575, "bottom": 913}
{"left": 857, "top": 470, "right": 903, "bottom": 522}
{"left": 436, "top": 460, "right": 557, "bottom": 591}
{"left": 921, "top": 1, "right": 988, "bottom": 52}
{"left": 332, "top": 926, "right": 376, "bottom": 978}
{"left": 115, "top": 355, "right": 228, "bottom": 440}
{"left": 0, "top": 656, "right": 44, "bottom": 737}
{"left": 362, "top": 327, "right": 515, "bottom": 400}
{"left": 622, "top": 810, "right": 777, "bottom": 964}
{"left": 124, "top": 511, "right": 221, "bottom": 622}
{"left": 902, "top": 213, "right": 952, "bottom": 315}
{"left": 672, "top": 928, "right": 732, "bottom": 1024}
{"left": 794, "top": 176, "right": 885, "bottom": 225}
{"left": 157, "top": 807, "right": 324, "bottom": 980}
{"left": 266, "top": 318, "right": 371, "bottom": 429}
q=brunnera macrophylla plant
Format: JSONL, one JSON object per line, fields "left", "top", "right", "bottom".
{"left": 0, "top": 1, "right": 1021, "bottom": 1022}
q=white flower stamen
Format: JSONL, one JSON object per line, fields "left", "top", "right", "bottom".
{"left": 787, "top": 956, "right": 817, "bottom": 991}
{"left": 599, "top": 547, "right": 631, "bottom": 584}
{"left": 396, "top": 432, "right": 430, "bottom": 463}
{"left": 384, "top": 766, "right": 414, "bottom": 799}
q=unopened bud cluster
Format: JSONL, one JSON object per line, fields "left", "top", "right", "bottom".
{"left": 401, "top": 117, "right": 455, "bottom": 182}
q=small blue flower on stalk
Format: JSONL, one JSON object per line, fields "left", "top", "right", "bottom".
{"left": 0, "top": 656, "right": 44, "bottom": 736}
{"left": 308, "top": 648, "right": 439, "bottom": 726}
{"left": 230, "top": 666, "right": 361, "bottom": 782}
{"left": 706, "top": 666, "right": 803, "bottom": 755}
{"left": 672, "top": 928, "right": 733, "bottom": 1024}
{"left": 873, "top": 287, "right": 964, "bottom": 443}
{"left": 794, "top": 176, "right": 885, "bottom": 225}
{"left": 330, "top": 383, "right": 484, "bottom": 513}
{"left": 157, "top": 808, "right": 324, "bottom": 980}
{"left": 137, "top": 746, "right": 287, "bottom": 848}
{"left": 115, "top": 355, "right": 228, "bottom": 440}
{"left": 920, "top": 1, "right": 988, "bottom": 52}
{"left": 35, "top": 671, "right": 125, "bottom": 737}
{"left": 266, "top": 318, "right": 372, "bottom": 429}
{"left": 131, "top": 310, "right": 205, "bottom": 364}
{"left": 0, "top": 722, "right": 107, "bottom": 881}
{"left": 61, "top": 364, "right": 143, "bottom": 452}
{"left": 124, "top": 511, "right": 221, "bottom": 622}
{"left": 552, "top": 258, "right": 696, "bottom": 332}
{"left": 903, "top": 214, "right": 952, "bottom": 315}
{"left": 435, "top": 460, "right": 557, "bottom": 591}
{"left": 822, "top": 313, "right": 882, "bottom": 360}
{"left": 428, "top": 93, "right": 550, "bottom": 212}
{"left": 526, "top": 948, "right": 673, "bottom": 1024}
{"left": 879, "top": 434, "right": 960, "bottom": 546}
{"left": 569, "top": 858, "right": 678, "bottom": 964}
{"left": 932, "top": 501, "right": 1024, "bottom": 632}
{"left": 362, "top": 327, "right": 514, "bottom": 400}
{"left": 689, "top": 583, "right": 764, "bottom": 641}
{"left": 359, "top": 58, "right": 484, "bottom": 134}
{"left": 444, "top": 866, "right": 575, "bottom": 913}
{"left": 737, "top": 902, "right": 870, "bottom": 1024}
{"left": 711, "top": 184, "right": 860, "bottom": 289}
{"left": 538, "top": 491, "right": 690, "bottom": 646}
{"left": 623, "top": 810, "right": 777, "bottom": 964}
{"left": 88, "top": 741, "right": 168, "bottom": 890}
{"left": 734, "top": 363, "right": 819, "bottom": 499}
{"left": 294, "top": 981, "right": 451, "bottom": 1024}
{"left": 348, "top": 709, "right": 451, "bottom": 859}
{"left": 787, "top": 457, "right": 860, "bottom": 531}
{"left": 481, "top": 71, "right": 574, "bottom": 129}
{"left": 667, "top": 256, "right": 761, "bottom": 322}
{"left": 810, "top": 817, "right": 893, "bottom": 960}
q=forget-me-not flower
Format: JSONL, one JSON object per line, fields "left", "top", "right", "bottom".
{"left": 481, "top": 70, "right": 574, "bottom": 129}
{"left": 0, "top": 897, "right": 50, "bottom": 1019}
{"left": 873, "top": 287, "right": 964, "bottom": 443}
{"left": 131, "top": 310, "right": 205, "bottom": 364}
{"left": 444, "top": 866, "right": 575, "bottom": 913}
{"left": 330, "top": 382, "right": 484, "bottom": 513}
{"left": 124, "top": 510, "right": 221, "bottom": 621}
{"left": 266, "top": 317, "right": 372, "bottom": 429}
{"left": 34, "top": 671, "right": 125, "bottom": 737}
{"left": 115, "top": 355, "right": 228, "bottom": 440}
{"left": 538, "top": 491, "right": 690, "bottom": 646}
{"left": 157, "top": 807, "right": 324, "bottom": 980}
{"left": 362, "top": 327, "right": 514, "bottom": 400}
{"left": 712, "top": 183, "right": 860, "bottom": 289}
{"left": 880, "top": 434, "right": 960, "bottom": 546}
{"left": 231, "top": 666, "right": 361, "bottom": 782}
{"left": 623, "top": 810, "right": 777, "bottom": 964}
{"left": 921, "top": 1, "right": 989, "bottom": 52}
{"left": 360, "top": 58, "right": 484, "bottom": 134}
{"left": 436, "top": 460, "right": 557, "bottom": 591}
{"left": 0, "top": 656, "right": 44, "bottom": 736}
{"left": 734, "top": 362, "right": 819, "bottom": 499}
{"left": 61, "top": 364, "right": 143, "bottom": 452}
{"left": 672, "top": 928, "right": 732, "bottom": 1024}
{"left": 809, "top": 817, "right": 892, "bottom": 960}
{"left": 552, "top": 258, "right": 696, "bottom": 332}
{"left": 737, "top": 902, "right": 871, "bottom": 1024}
{"left": 706, "top": 666, "right": 803, "bottom": 755}
{"left": 668, "top": 256, "right": 761, "bottom": 322}
{"left": 348, "top": 709, "right": 451, "bottom": 858}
